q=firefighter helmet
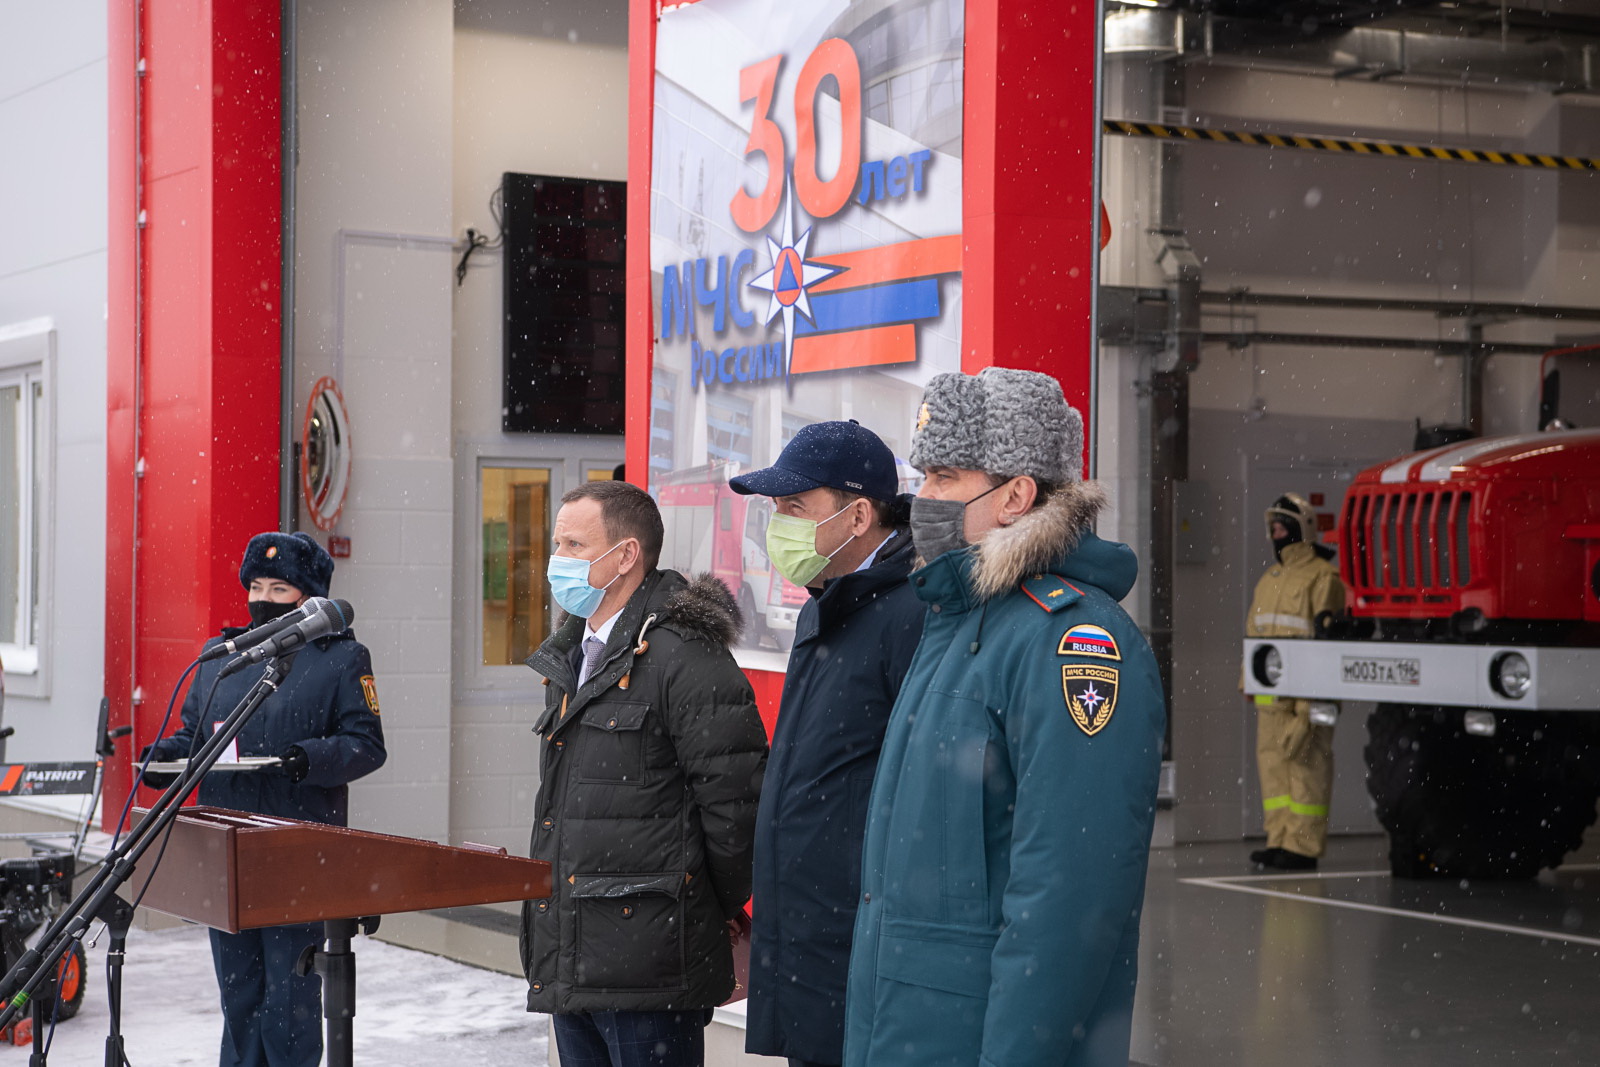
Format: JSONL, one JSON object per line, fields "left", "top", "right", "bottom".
{"left": 1265, "top": 493, "right": 1317, "bottom": 545}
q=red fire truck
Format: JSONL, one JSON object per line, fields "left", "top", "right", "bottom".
{"left": 1245, "top": 346, "right": 1600, "bottom": 879}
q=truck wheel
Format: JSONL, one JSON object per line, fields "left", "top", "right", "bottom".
{"left": 1365, "top": 704, "right": 1600, "bottom": 880}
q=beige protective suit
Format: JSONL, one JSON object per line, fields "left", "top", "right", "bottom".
{"left": 1247, "top": 538, "right": 1345, "bottom": 858}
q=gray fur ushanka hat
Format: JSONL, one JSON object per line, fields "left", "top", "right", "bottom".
{"left": 909, "top": 367, "right": 1084, "bottom": 484}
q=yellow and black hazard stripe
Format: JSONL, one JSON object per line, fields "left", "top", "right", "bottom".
{"left": 1103, "top": 119, "right": 1600, "bottom": 171}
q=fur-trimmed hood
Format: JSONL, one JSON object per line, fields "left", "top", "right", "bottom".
{"left": 967, "top": 480, "right": 1134, "bottom": 603}
{"left": 655, "top": 572, "right": 743, "bottom": 648}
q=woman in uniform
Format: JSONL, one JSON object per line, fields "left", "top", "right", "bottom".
{"left": 143, "top": 531, "right": 386, "bottom": 1067}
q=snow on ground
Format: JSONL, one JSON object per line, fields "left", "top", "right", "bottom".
{"left": 13, "top": 924, "right": 549, "bottom": 1066}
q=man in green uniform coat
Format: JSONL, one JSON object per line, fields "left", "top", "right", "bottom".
{"left": 844, "top": 367, "right": 1166, "bottom": 1067}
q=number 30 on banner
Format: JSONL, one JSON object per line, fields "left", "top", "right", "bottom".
{"left": 730, "top": 39, "right": 863, "bottom": 233}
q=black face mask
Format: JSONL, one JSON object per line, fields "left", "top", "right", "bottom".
{"left": 910, "top": 481, "right": 1005, "bottom": 562}
{"left": 1271, "top": 519, "right": 1303, "bottom": 561}
{"left": 247, "top": 599, "right": 300, "bottom": 629}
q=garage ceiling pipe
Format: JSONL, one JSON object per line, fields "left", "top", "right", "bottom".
{"left": 1146, "top": 64, "right": 1194, "bottom": 761}
{"left": 1196, "top": 331, "right": 1555, "bottom": 355}
{"left": 1200, "top": 290, "right": 1600, "bottom": 323}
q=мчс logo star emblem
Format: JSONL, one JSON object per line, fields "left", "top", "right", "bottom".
{"left": 1063, "top": 664, "right": 1119, "bottom": 736}
{"left": 746, "top": 178, "right": 843, "bottom": 381}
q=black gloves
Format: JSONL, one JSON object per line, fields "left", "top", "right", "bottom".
{"left": 139, "top": 744, "right": 178, "bottom": 790}
{"left": 279, "top": 745, "right": 310, "bottom": 784}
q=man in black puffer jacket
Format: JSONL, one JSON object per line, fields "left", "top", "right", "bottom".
{"left": 521, "top": 481, "right": 768, "bottom": 1067}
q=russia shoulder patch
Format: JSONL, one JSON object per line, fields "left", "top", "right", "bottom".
{"left": 359, "top": 675, "right": 381, "bottom": 715}
{"left": 1057, "top": 623, "right": 1121, "bottom": 661}
{"left": 1021, "top": 573, "right": 1082, "bottom": 613}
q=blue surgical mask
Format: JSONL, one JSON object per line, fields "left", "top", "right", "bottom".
{"left": 546, "top": 540, "right": 627, "bottom": 618}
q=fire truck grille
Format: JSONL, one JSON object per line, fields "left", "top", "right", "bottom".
{"left": 1349, "top": 489, "right": 1472, "bottom": 592}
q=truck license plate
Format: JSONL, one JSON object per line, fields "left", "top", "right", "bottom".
{"left": 1340, "top": 656, "right": 1422, "bottom": 686}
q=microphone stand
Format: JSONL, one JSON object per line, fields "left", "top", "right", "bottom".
{"left": 0, "top": 651, "right": 302, "bottom": 1058}
{"left": 98, "top": 894, "right": 135, "bottom": 1067}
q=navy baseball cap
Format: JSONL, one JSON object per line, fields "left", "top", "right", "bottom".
{"left": 729, "top": 420, "right": 898, "bottom": 502}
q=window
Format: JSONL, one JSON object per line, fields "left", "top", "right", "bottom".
{"left": 781, "top": 410, "right": 820, "bottom": 446}
{"left": 0, "top": 320, "right": 51, "bottom": 679}
{"left": 481, "top": 465, "right": 553, "bottom": 666}
{"left": 706, "top": 394, "right": 754, "bottom": 466}
{"left": 650, "top": 368, "right": 678, "bottom": 480}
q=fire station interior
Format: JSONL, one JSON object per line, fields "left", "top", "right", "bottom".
{"left": 1095, "top": 1, "right": 1600, "bottom": 1062}
{"left": 6, "top": 0, "right": 1600, "bottom": 1063}
{"left": 298, "top": 0, "right": 1600, "bottom": 1059}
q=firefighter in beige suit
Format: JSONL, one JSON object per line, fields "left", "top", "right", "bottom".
{"left": 1247, "top": 494, "right": 1345, "bottom": 871}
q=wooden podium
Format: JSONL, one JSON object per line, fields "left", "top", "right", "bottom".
{"left": 130, "top": 807, "right": 550, "bottom": 1066}
{"left": 131, "top": 806, "right": 550, "bottom": 931}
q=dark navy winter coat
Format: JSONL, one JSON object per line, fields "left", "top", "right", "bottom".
{"left": 745, "top": 529, "right": 925, "bottom": 1064}
{"left": 146, "top": 629, "right": 387, "bottom": 826}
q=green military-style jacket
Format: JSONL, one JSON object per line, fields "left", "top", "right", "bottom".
{"left": 845, "top": 482, "right": 1166, "bottom": 1067}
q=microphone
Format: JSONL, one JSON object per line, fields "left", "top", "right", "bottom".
{"left": 201, "top": 598, "right": 347, "bottom": 663}
{"left": 216, "top": 599, "right": 355, "bottom": 678}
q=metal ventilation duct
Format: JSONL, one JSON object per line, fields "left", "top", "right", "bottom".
{"left": 1106, "top": 8, "right": 1185, "bottom": 58}
{"left": 1105, "top": 4, "right": 1600, "bottom": 95}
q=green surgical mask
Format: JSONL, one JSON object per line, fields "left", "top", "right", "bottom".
{"left": 766, "top": 503, "right": 857, "bottom": 588}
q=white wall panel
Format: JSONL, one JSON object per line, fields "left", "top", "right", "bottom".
{"left": 446, "top": 24, "right": 626, "bottom": 850}
{"left": 0, "top": 2, "right": 107, "bottom": 762}
{"left": 294, "top": 0, "right": 456, "bottom": 842}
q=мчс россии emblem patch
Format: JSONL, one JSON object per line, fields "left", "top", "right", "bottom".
{"left": 1062, "top": 663, "right": 1118, "bottom": 736}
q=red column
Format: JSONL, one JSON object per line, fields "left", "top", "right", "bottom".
{"left": 962, "top": 0, "right": 1101, "bottom": 442}
{"left": 624, "top": 0, "right": 658, "bottom": 493}
{"left": 105, "top": 0, "right": 283, "bottom": 830}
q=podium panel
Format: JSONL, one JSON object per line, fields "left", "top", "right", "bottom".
{"left": 132, "top": 807, "right": 550, "bottom": 933}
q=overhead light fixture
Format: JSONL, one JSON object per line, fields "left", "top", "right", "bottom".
{"left": 1120, "top": 0, "right": 1163, "bottom": 6}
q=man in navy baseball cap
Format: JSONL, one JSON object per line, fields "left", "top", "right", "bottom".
{"left": 731, "top": 420, "right": 925, "bottom": 1067}
{"left": 729, "top": 419, "right": 898, "bottom": 504}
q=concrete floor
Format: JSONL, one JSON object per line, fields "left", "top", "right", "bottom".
{"left": 1132, "top": 835, "right": 1600, "bottom": 1066}
{"left": 16, "top": 799, "right": 1598, "bottom": 1065}
{"left": 391, "top": 833, "right": 1600, "bottom": 1066}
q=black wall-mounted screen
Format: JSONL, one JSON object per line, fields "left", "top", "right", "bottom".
{"left": 501, "top": 172, "right": 626, "bottom": 434}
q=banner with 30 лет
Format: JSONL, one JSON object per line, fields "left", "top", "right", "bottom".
{"left": 650, "top": 0, "right": 964, "bottom": 661}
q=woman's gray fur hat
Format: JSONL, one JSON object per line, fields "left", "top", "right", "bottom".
{"left": 909, "top": 367, "right": 1083, "bottom": 484}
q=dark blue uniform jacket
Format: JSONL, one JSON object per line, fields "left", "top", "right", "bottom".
{"left": 745, "top": 529, "right": 926, "bottom": 1064}
{"left": 147, "top": 629, "right": 387, "bottom": 826}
